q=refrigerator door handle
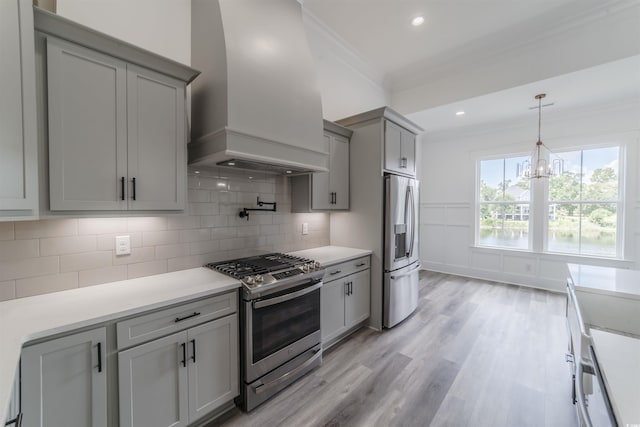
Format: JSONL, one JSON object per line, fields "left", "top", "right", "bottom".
{"left": 404, "top": 185, "right": 411, "bottom": 256}
{"left": 408, "top": 185, "right": 416, "bottom": 258}
{"left": 390, "top": 264, "right": 421, "bottom": 279}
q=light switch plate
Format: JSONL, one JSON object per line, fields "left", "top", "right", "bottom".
{"left": 115, "top": 235, "right": 131, "bottom": 256}
{"left": 302, "top": 222, "right": 309, "bottom": 235}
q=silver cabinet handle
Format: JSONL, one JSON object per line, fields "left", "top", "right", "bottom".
{"left": 252, "top": 348, "right": 321, "bottom": 394}
{"left": 253, "top": 282, "right": 322, "bottom": 309}
{"left": 329, "top": 270, "right": 342, "bottom": 276}
{"left": 390, "top": 264, "right": 421, "bottom": 280}
{"left": 355, "top": 263, "right": 366, "bottom": 267}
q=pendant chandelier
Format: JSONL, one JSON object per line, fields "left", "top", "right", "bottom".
{"left": 519, "top": 93, "right": 563, "bottom": 179}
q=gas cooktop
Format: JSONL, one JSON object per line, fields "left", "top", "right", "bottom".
{"left": 205, "top": 253, "right": 324, "bottom": 297}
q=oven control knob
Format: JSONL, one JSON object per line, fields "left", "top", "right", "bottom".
{"left": 245, "top": 276, "right": 255, "bottom": 285}
{"left": 314, "top": 261, "right": 321, "bottom": 269}
{"left": 301, "top": 263, "right": 310, "bottom": 272}
{"left": 254, "top": 274, "right": 264, "bottom": 283}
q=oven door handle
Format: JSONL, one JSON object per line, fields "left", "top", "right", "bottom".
{"left": 252, "top": 348, "right": 322, "bottom": 394}
{"left": 252, "top": 281, "right": 322, "bottom": 309}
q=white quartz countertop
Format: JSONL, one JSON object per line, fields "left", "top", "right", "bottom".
{"left": 568, "top": 264, "right": 640, "bottom": 300}
{"left": 590, "top": 329, "right": 640, "bottom": 426}
{"left": 289, "top": 245, "right": 372, "bottom": 266}
{"left": 0, "top": 267, "right": 240, "bottom": 419}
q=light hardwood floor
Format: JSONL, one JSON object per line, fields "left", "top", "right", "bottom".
{"left": 208, "top": 270, "right": 578, "bottom": 427}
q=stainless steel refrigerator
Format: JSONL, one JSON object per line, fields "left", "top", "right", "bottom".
{"left": 383, "top": 174, "right": 420, "bottom": 328}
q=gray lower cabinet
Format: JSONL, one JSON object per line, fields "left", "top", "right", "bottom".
{"left": 0, "top": 0, "right": 38, "bottom": 219}
{"left": 321, "top": 257, "right": 370, "bottom": 347}
{"left": 46, "top": 37, "right": 186, "bottom": 211}
{"left": 118, "top": 314, "right": 238, "bottom": 427}
{"left": 21, "top": 327, "right": 107, "bottom": 427}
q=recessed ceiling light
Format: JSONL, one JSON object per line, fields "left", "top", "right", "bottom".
{"left": 285, "top": 170, "right": 293, "bottom": 174}
{"left": 194, "top": 170, "right": 200, "bottom": 174}
{"left": 456, "top": 111, "right": 465, "bottom": 116}
{"left": 227, "top": 161, "right": 235, "bottom": 166}
{"left": 411, "top": 16, "right": 424, "bottom": 26}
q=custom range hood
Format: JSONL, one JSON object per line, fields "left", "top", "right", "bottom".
{"left": 189, "top": 0, "right": 328, "bottom": 174}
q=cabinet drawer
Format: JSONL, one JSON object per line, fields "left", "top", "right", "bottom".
{"left": 323, "top": 256, "right": 370, "bottom": 282}
{"left": 117, "top": 291, "right": 237, "bottom": 350}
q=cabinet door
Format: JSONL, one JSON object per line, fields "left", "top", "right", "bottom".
{"left": 47, "top": 37, "right": 128, "bottom": 211}
{"left": 119, "top": 331, "right": 189, "bottom": 427}
{"left": 321, "top": 278, "right": 347, "bottom": 344}
{"left": 21, "top": 327, "right": 107, "bottom": 427}
{"left": 384, "top": 120, "right": 403, "bottom": 174}
{"left": 0, "top": 0, "right": 38, "bottom": 216}
{"left": 127, "top": 65, "right": 185, "bottom": 211}
{"left": 346, "top": 269, "right": 371, "bottom": 327}
{"left": 330, "top": 135, "right": 349, "bottom": 210}
{"left": 311, "top": 133, "right": 332, "bottom": 210}
{"left": 187, "top": 314, "right": 239, "bottom": 423}
{"left": 400, "top": 129, "right": 416, "bottom": 176}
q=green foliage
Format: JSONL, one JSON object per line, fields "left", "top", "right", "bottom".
{"left": 585, "top": 167, "right": 618, "bottom": 201}
{"left": 549, "top": 171, "right": 581, "bottom": 201}
{"left": 588, "top": 208, "right": 616, "bottom": 228}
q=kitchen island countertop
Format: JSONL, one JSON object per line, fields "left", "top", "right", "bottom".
{"left": 0, "top": 267, "right": 240, "bottom": 420}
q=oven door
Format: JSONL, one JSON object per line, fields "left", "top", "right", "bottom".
{"left": 244, "top": 280, "right": 322, "bottom": 383}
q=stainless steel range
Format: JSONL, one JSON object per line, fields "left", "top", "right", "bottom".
{"left": 206, "top": 253, "right": 324, "bottom": 411}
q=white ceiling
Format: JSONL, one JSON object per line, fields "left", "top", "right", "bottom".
{"left": 302, "top": 0, "right": 640, "bottom": 133}
{"left": 407, "top": 55, "right": 640, "bottom": 133}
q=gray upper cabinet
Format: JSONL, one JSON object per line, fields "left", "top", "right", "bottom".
{"left": 47, "top": 38, "right": 128, "bottom": 211}
{"left": 0, "top": 0, "right": 38, "bottom": 220}
{"left": 34, "top": 8, "right": 198, "bottom": 213}
{"left": 291, "top": 120, "right": 351, "bottom": 212}
{"left": 384, "top": 120, "right": 416, "bottom": 177}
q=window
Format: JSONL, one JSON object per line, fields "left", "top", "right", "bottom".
{"left": 548, "top": 146, "right": 620, "bottom": 257}
{"left": 478, "top": 156, "right": 531, "bottom": 249}
{"left": 476, "top": 145, "right": 623, "bottom": 258}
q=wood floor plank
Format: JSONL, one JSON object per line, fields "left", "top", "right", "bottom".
{"left": 206, "top": 271, "right": 578, "bottom": 427}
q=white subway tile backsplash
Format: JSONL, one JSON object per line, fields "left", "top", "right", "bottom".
{"left": 127, "top": 217, "right": 168, "bottom": 232}
{"left": 40, "top": 235, "right": 96, "bottom": 256}
{"left": 189, "top": 240, "right": 220, "bottom": 255}
{"left": 15, "top": 219, "right": 77, "bottom": 239}
{"left": 78, "top": 217, "right": 128, "bottom": 235}
{"left": 60, "top": 251, "right": 113, "bottom": 272}
{"left": 113, "top": 246, "right": 155, "bottom": 265}
{"left": 200, "top": 215, "right": 228, "bottom": 228}
{"left": 0, "top": 223, "right": 14, "bottom": 240}
{"left": 167, "top": 215, "right": 201, "bottom": 230}
{"left": 0, "top": 168, "right": 330, "bottom": 301}
{"left": 0, "top": 280, "right": 15, "bottom": 301}
{"left": 0, "top": 257, "right": 59, "bottom": 281}
{"left": 0, "top": 239, "right": 39, "bottom": 261}
{"left": 142, "top": 230, "right": 180, "bottom": 246}
{"left": 155, "top": 243, "right": 190, "bottom": 260}
{"left": 187, "top": 189, "right": 211, "bottom": 203}
{"left": 127, "top": 260, "right": 167, "bottom": 279}
{"left": 78, "top": 265, "right": 127, "bottom": 287}
{"left": 179, "top": 228, "right": 210, "bottom": 243}
{"left": 16, "top": 272, "right": 78, "bottom": 298}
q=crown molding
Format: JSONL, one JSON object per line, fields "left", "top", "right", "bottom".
{"left": 301, "top": 7, "right": 388, "bottom": 91}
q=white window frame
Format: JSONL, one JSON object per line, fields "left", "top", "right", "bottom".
{"left": 543, "top": 142, "right": 625, "bottom": 258}
{"left": 475, "top": 142, "right": 626, "bottom": 259}
{"left": 476, "top": 154, "right": 533, "bottom": 251}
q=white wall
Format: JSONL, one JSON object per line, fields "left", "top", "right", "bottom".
{"left": 57, "top": 0, "right": 190, "bottom": 65}
{"left": 302, "top": 10, "right": 389, "bottom": 120}
{"left": 418, "top": 101, "right": 640, "bottom": 292}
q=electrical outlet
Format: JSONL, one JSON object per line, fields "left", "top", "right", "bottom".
{"left": 115, "top": 235, "right": 131, "bottom": 256}
{"left": 525, "top": 263, "right": 532, "bottom": 272}
{"left": 302, "top": 222, "right": 309, "bottom": 235}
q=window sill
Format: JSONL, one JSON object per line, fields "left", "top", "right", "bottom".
{"left": 470, "top": 245, "right": 633, "bottom": 267}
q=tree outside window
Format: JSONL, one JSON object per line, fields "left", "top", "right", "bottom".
{"left": 478, "top": 156, "right": 530, "bottom": 249}
{"left": 548, "top": 146, "right": 620, "bottom": 257}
